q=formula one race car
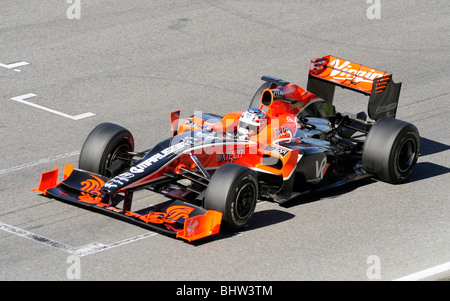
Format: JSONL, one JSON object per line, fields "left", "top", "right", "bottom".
{"left": 34, "top": 55, "right": 420, "bottom": 242}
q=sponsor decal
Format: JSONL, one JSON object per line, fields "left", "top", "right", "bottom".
{"left": 127, "top": 138, "right": 193, "bottom": 175}
{"left": 73, "top": 188, "right": 197, "bottom": 227}
{"left": 274, "top": 126, "right": 291, "bottom": 138}
{"left": 328, "top": 58, "right": 385, "bottom": 83}
{"left": 375, "top": 103, "right": 397, "bottom": 114}
{"left": 103, "top": 172, "right": 134, "bottom": 189}
{"left": 216, "top": 148, "right": 244, "bottom": 163}
{"left": 139, "top": 205, "right": 195, "bottom": 224}
{"left": 271, "top": 88, "right": 285, "bottom": 100}
{"left": 264, "top": 145, "right": 289, "bottom": 157}
{"left": 315, "top": 157, "right": 327, "bottom": 180}
{"left": 186, "top": 218, "right": 199, "bottom": 237}
{"left": 79, "top": 174, "right": 105, "bottom": 203}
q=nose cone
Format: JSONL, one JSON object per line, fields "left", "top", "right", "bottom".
{"left": 102, "top": 172, "right": 134, "bottom": 194}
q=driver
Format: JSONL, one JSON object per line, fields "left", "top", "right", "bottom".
{"left": 237, "top": 108, "right": 267, "bottom": 140}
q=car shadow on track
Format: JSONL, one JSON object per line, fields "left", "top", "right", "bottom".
{"left": 193, "top": 137, "right": 449, "bottom": 245}
{"left": 419, "top": 137, "right": 450, "bottom": 157}
{"left": 408, "top": 137, "right": 450, "bottom": 182}
{"left": 190, "top": 209, "right": 296, "bottom": 245}
{"left": 280, "top": 136, "right": 450, "bottom": 205}
{"left": 193, "top": 181, "right": 376, "bottom": 245}
{"left": 243, "top": 209, "right": 296, "bottom": 231}
{"left": 280, "top": 178, "right": 376, "bottom": 209}
{"left": 409, "top": 162, "right": 450, "bottom": 182}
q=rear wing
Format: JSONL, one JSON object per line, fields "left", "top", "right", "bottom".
{"left": 307, "top": 55, "right": 402, "bottom": 120}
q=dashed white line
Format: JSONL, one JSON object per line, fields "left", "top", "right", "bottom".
{"left": 0, "top": 150, "right": 80, "bottom": 176}
{"left": 0, "top": 222, "right": 157, "bottom": 257}
{"left": 10, "top": 93, "right": 95, "bottom": 120}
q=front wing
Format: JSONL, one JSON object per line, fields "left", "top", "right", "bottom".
{"left": 33, "top": 164, "right": 222, "bottom": 242}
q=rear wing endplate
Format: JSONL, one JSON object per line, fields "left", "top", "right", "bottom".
{"left": 307, "top": 55, "right": 402, "bottom": 120}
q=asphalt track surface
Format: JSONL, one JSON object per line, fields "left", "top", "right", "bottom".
{"left": 1, "top": 1, "right": 449, "bottom": 281}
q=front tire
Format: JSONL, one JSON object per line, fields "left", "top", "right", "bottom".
{"left": 204, "top": 164, "right": 258, "bottom": 231}
{"left": 79, "top": 123, "right": 134, "bottom": 177}
{"left": 362, "top": 118, "right": 420, "bottom": 184}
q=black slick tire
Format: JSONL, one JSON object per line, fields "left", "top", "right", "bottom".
{"left": 79, "top": 123, "right": 134, "bottom": 177}
{"left": 362, "top": 118, "right": 420, "bottom": 184}
{"left": 204, "top": 164, "right": 258, "bottom": 231}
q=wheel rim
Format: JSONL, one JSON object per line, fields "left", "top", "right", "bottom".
{"left": 105, "top": 143, "right": 131, "bottom": 173}
{"left": 397, "top": 138, "right": 417, "bottom": 172}
{"left": 235, "top": 182, "right": 256, "bottom": 219}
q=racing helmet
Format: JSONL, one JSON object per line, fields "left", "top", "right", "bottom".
{"left": 237, "top": 108, "right": 267, "bottom": 138}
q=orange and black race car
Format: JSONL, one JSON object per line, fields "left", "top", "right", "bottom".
{"left": 34, "top": 55, "right": 420, "bottom": 242}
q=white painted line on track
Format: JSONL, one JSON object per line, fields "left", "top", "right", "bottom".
{"left": 73, "top": 232, "right": 159, "bottom": 257}
{"left": 0, "top": 222, "right": 157, "bottom": 257}
{"left": 393, "top": 262, "right": 450, "bottom": 281}
{"left": 0, "top": 61, "right": 29, "bottom": 70}
{"left": 0, "top": 150, "right": 80, "bottom": 176}
{"left": 10, "top": 93, "right": 95, "bottom": 120}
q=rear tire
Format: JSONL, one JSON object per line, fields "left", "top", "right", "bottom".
{"left": 362, "top": 118, "right": 420, "bottom": 184}
{"left": 204, "top": 164, "right": 258, "bottom": 231}
{"left": 79, "top": 123, "right": 134, "bottom": 177}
